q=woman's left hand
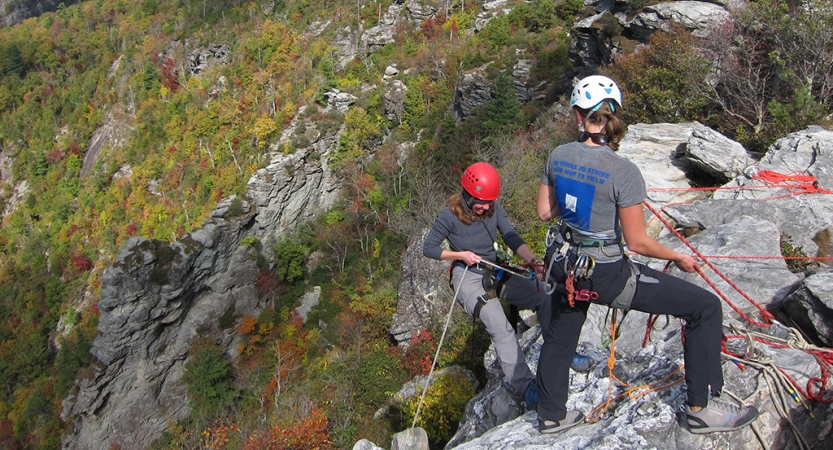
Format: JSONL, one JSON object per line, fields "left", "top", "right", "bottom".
{"left": 532, "top": 259, "right": 547, "bottom": 281}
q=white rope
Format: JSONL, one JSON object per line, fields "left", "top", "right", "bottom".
{"left": 411, "top": 266, "right": 468, "bottom": 429}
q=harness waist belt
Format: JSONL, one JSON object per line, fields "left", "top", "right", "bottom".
{"left": 562, "top": 226, "right": 621, "bottom": 248}
{"left": 452, "top": 261, "right": 486, "bottom": 274}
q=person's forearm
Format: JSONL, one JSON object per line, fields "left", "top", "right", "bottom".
{"left": 626, "top": 236, "right": 680, "bottom": 261}
{"left": 515, "top": 244, "right": 537, "bottom": 264}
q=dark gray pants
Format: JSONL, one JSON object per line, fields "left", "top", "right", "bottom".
{"left": 536, "top": 257, "right": 724, "bottom": 422}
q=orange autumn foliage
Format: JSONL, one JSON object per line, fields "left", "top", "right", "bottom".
{"left": 243, "top": 407, "right": 331, "bottom": 450}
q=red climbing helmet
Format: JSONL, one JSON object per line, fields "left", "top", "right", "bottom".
{"left": 461, "top": 162, "right": 500, "bottom": 201}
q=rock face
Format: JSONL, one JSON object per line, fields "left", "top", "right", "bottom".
{"left": 569, "top": 1, "right": 731, "bottom": 75}
{"left": 247, "top": 105, "right": 342, "bottom": 248}
{"left": 452, "top": 63, "right": 495, "bottom": 121}
{"left": 62, "top": 106, "right": 344, "bottom": 447}
{"left": 61, "top": 201, "right": 260, "bottom": 450}
{"left": 188, "top": 43, "right": 230, "bottom": 75}
{"left": 387, "top": 123, "right": 833, "bottom": 450}
{"left": 0, "top": 0, "right": 64, "bottom": 28}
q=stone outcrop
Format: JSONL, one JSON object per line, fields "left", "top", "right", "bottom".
{"left": 63, "top": 101, "right": 345, "bottom": 448}
{"left": 247, "top": 106, "right": 342, "bottom": 249}
{"left": 0, "top": 0, "right": 62, "bottom": 28}
{"left": 188, "top": 43, "right": 230, "bottom": 75}
{"left": 61, "top": 200, "right": 260, "bottom": 450}
{"left": 80, "top": 108, "right": 134, "bottom": 178}
{"left": 363, "top": 2, "right": 405, "bottom": 53}
{"left": 452, "top": 63, "right": 494, "bottom": 121}
{"left": 569, "top": 1, "right": 731, "bottom": 74}
{"left": 630, "top": 1, "right": 731, "bottom": 41}
{"left": 333, "top": 26, "right": 360, "bottom": 69}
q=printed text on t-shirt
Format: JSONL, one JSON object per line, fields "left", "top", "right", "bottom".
{"left": 552, "top": 160, "right": 611, "bottom": 185}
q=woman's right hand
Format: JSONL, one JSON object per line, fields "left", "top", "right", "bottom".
{"left": 459, "top": 251, "right": 481, "bottom": 266}
{"left": 672, "top": 253, "right": 700, "bottom": 273}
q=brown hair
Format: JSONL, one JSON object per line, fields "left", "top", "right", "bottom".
{"left": 448, "top": 193, "right": 494, "bottom": 225}
{"left": 577, "top": 102, "right": 625, "bottom": 151}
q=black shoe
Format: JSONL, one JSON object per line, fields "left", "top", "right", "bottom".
{"left": 538, "top": 410, "right": 584, "bottom": 434}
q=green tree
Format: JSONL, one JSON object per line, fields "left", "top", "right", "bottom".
{"left": 476, "top": 72, "right": 527, "bottom": 147}
{"left": 274, "top": 234, "right": 308, "bottom": 285}
{"left": 605, "top": 28, "right": 713, "bottom": 125}
{"left": 183, "top": 337, "right": 236, "bottom": 417}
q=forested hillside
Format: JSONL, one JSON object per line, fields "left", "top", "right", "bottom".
{"left": 0, "top": 0, "right": 831, "bottom": 448}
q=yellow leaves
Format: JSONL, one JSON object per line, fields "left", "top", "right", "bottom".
{"left": 372, "top": 237, "right": 381, "bottom": 258}
{"left": 250, "top": 115, "right": 277, "bottom": 147}
{"left": 187, "top": 76, "right": 204, "bottom": 91}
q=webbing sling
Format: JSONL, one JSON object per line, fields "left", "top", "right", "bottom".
{"left": 609, "top": 260, "right": 640, "bottom": 311}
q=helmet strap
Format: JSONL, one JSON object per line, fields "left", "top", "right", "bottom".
{"left": 461, "top": 190, "right": 477, "bottom": 211}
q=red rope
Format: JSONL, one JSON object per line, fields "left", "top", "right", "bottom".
{"left": 646, "top": 169, "right": 833, "bottom": 203}
{"left": 642, "top": 200, "right": 776, "bottom": 327}
{"left": 641, "top": 170, "right": 833, "bottom": 406}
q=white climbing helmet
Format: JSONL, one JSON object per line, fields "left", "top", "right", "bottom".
{"left": 570, "top": 75, "right": 622, "bottom": 111}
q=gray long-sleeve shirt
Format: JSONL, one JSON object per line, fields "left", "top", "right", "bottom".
{"left": 423, "top": 200, "right": 526, "bottom": 263}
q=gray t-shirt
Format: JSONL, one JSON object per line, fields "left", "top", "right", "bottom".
{"left": 541, "top": 141, "right": 646, "bottom": 238}
{"left": 423, "top": 200, "right": 526, "bottom": 262}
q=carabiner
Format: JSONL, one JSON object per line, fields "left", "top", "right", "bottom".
{"left": 574, "top": 289, "right": 599, "bottom": 301}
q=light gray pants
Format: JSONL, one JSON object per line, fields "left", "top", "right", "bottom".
{"left": 451, "top": 266, "right": 535, "bottom": 394}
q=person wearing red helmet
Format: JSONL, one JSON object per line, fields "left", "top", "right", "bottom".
{"left": 424, "top": 162, "right": 588, "bottom": 409}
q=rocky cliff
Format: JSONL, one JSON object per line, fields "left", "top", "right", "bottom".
{"left": 0, "top": 0, "right": 67, "bottom": 28}
{"left": 60, "top": 102, "right": 343, "bottom": 448}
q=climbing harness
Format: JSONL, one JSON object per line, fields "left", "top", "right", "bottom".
{"left": 608, "top": 261, "right": 640, "bottom": 311}
{"left": 451, "top": 259, "right": 537, "bottom": 324}
{"left": 543, "top": 221, "right": 638, "bottom": 309}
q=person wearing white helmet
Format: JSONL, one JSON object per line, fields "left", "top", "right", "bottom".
{"left": 533, "top": 75, "right": 760, "bottom": 434}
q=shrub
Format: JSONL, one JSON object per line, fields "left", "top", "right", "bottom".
{"left": 401, "top": 328, "right": 436, "bottom": 378}
{"left": 400, "top": 371, "right": 476, "bottom": 448}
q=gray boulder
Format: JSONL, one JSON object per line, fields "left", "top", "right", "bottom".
{"left": 630, "top": 1, "right": 731, "bottom": 41}
{"left": 453, "top": 63, "right": 494, "bottom": 121}
{"left": 391, "top": 229, "right": 450, "bottom": 344}
{"left": 188, "top": 43, "right": 230, "bottom": 75}
{"left": 363, "top": 2, "right": 405, "bottom": 53}
{"left": 686, "top": 124, "right": 753, "bottom": 180}
{"left": 780, "top": 270, "right": 833, "bottom": 347}
{"left": 405, "top": 0, "right": 438, "bottom": 23}
{"left": 385, "top": 79, "right": 409, "bottom": 123}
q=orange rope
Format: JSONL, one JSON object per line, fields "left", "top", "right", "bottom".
{"left": 585, "top": 309, "right": 686, "bottom": 423}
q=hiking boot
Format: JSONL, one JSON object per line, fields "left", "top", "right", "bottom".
{"left": 538, "top": 410, "right": 584, "bottom": 434}
{"left": 571, "top": 353, "right": 592, "bottom": 372}
{"left": 684, "top": 399, "right": 759, "bottom": 434}
{"left": 523, "top": 380, "right": 539, "bottom": 410}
